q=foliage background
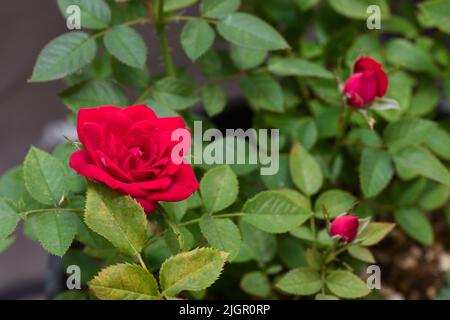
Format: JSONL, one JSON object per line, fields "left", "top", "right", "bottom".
{"left": 0, "top": 0, "right": 449, "bottom": 299}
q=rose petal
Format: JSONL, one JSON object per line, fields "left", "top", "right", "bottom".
{"left": 147, "top": 164, "right": 199, "bottom": 201}
{"left": 77, "top": 106, "right": 121, "bottom": 144}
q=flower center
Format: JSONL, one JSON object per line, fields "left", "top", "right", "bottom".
{"left": 129, "top": 146, "right": 144, "bottom": 158}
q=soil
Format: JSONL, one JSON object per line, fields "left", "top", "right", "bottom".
{"left": 373, "top": 212, "right": 450, "bottom": 300}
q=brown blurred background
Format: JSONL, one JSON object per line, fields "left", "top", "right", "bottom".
{"left": 0, "top": 0, "right": 68, "bottom": 299}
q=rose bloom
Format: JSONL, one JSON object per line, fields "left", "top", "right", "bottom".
{"left": 330, "top": 215, "right": 359, "bottom": 242}
{"left": 343, "top": 56, "right": 388, "bottom": 108}
{"left": 69, "top": 104, "right": 199, "bottom": 213}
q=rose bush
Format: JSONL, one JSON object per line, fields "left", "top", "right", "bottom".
{"left": 0, "top": 0, "right": 449, "bottom": 300}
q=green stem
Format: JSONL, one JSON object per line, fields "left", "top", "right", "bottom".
{"left": 336, "top": 105, "right": 352, "bottom": 146}
{"left": 21, "top": 207, "right": 83, "bottom": 217}
{"left": 177, "top": 213, "right": 244, "bottom": 227}
{"left": 320, "top": 265, "right": 326, "bottom": 294}
{"left": 137, "top": 253, "right": 149, "bottom": 272}
{"left": 167, "top": 15, "right": 218, "bottom": 24}
{"left": 155, "top": 0, "right": 176, "bottom": 77}
{"left": 91, "top": 17, "right": 151, "bottom": 40}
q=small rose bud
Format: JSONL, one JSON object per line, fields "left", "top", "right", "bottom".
{"left": 330, "top": 215, "right": 359, "bottom": 242}
{"left": 343, "top": 56, "right": 388, "bottom": 108}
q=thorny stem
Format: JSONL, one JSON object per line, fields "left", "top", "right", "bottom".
{"left": 153, "top": 0, "right": 176, "bottom": 77}
{"left": 177, "top": 213, "right": 245, "bottom": 227}
{"left": 21, "top": 207, "right": 83, "bottom": 217}
{"left": 91, "top": 17, "right": 151, "bottom": 40}
{"left": 168, "top": 15, "right": 218, "bottom": 24}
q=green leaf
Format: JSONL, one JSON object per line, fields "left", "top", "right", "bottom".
{"left": 278, "top": 235, "right": 307, "bottom": 268}
{"left": 85, "top": 183, "right": 148, "bottom": 256}
{"left": 418, "top": 0, "right": 450, "bottom": 34}
{"left": 314, "top": 190, "right": 356, "bottom": 219}
{"left": 199, "top": 217, "right": 241, "bottom": 261}
{"left": 60, "top": 80, "right": 128, "bottom": 112}
{"left": 295, "top": 118, "right": 318, "bottom": 150}
{"left": 395, "top": 208, "right": 433, "bottom": 245}
{"left": 31, "top": 32, "right": 97, "bottom": 82}
{"left": 377, "top": 71, "right": 413, "bottom": 122}
{"left": 164, "top": 0, "right": 197, "bottom": 11}
{"left": 276, "top": 268, "right": 321, "bottom": 296}
{"left": 240, "top": 271, "right": 271, "bottom": 298}
{"left": 383, "top": 16, "right": 419, "bottom": 38}
{"left": 383, "top": 118, "right": 436, "bottom": 152}
{"left": 408, "top": 84, "right": 440, "bottom": 116}
{"left": 425, "top": 126, "right": 450, "bottom": 161}
{"left": 358, "top": 222, "right": 395, "bottom": 246}
{"left": 28, "top": 210, "right": 78, "bottom": 256}
{"left": 112, "top": 58, "right": 150, "bottom": 89}
{"left": 261, "top": 155, "right": 294, "bottom": 190}
{"left": 242, "top": 190, "right": 312, "bottom": 233}
{"left": 57, "top": 0, "right": 111, "bottom": 29}
{"left": 181, "top": 20, "right": 215, "bottom": 61}
{"left": 160, "top": 200, "right": 188, "bottom": 222}
{"left": 201, "top": 0, "right": 240, "bottom": 18}
{"left": 159, "top": 247, "right": 228, "bottom": 297}
{"left": 52, "top": 144, "right": 86, "bottom": 194}
{"left": 89, "top": 264, "right": 160, "bottom": 300}
{"left": 393, "top": 146, "right": 450, "bottom": 186}
{"left": 347, "top": 128, "right": 383, "bottom": 149}
{"left": 217, "top": 13, "right": 289, "bottom": 50}
{"left": 268, "top": 57, "right": 334, "bottom": 79}
{"left": 54, "top": 291, "right": 88, "bottom": 300}
{"left": 240, "top": 73, "right": 284, "bottom": 112}
{"left": 289, "top": 143, "right": 323, "bottom": 196}
{"left": 152, "top": 77, "right": 198, "bottom": 111}
{"left": 325, "top": 270, "right": 370, "bottom": 298}
{"left": 328, "top": 0, "right": 390, "bottom": 20}
{"left": 391, "top": 177, "right": 427, "bottom": 207}
{"left": 290, "top": 226, "right": 315, "bottom": 242}
{"left": 418, "top": 184, "right": 450, "bottom": 211}
{"left": 296, "top": 0, "right": 320, "bottom": 11}
{"left": 348, "top": 245, "right": 375, "bottom": 263}
{"left": 0, "top": 166, "right": 26, "bottom": 203}
{"left": 104, "top": 26, "right": 147, "bottom": 69}
{"left": 385, "top": 39, "right": 435, "bottom": 72}
{"left": 202, "top": 84, "right": 226, "bottom": 117}
{"left": 239, "top": 220, "right": 276, "bottom": 265}
{"left": 230, "top": 44, "right": 267, "bottom": 70}
{"left": 315, "top": 293, "right": 339, "bottom": 300}
{"left": 359, "top": 148, "right": 394, "bottom": 198}
{"left": 23, "top": 147, "right": 67, "bottom": 205}
{"left": 0, "top": 199, "right": 20, "bottom": 239}
{"left": 200, "top": 165, "right": 238, "bottom": 213}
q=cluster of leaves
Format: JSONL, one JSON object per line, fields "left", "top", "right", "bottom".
{"left": 1, "top": 0, "right": 450, "bottom": 300}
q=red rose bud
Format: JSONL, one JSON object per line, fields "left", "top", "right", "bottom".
{"left": 69, "top": 105, "right": 199, "bottom": 214}
{"left": 330, "top": 215, "right": 359, "bottom": 242}
{"left": 343, "top": 56, "right": 388, "bottom": 108}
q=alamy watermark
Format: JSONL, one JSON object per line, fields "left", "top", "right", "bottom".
{"left": 66, "top": 265, "right": 81, "bottom": 290}
{"left": 367, "top": 5, "right": 381, "bottom": 30}
{"left": 366, "top": 265, "right": 381, "bottom": 289}
{"left": 66, "top": 5, "right": 81, "bottom": 30}
{"left": 171, "top": 121, "right": 280, "bottom": 176}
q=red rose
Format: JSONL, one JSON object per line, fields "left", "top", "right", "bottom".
{"left": 343, "top": 56, "right": 388, "bottom": 108}
{"left": 69, "top": 105, "right": 199, "bottom": 213}
{"left": 330, "top": 215, "right": 359, "bottom": 242}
